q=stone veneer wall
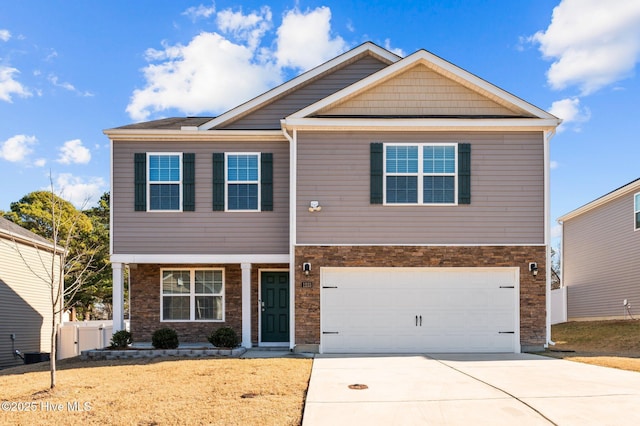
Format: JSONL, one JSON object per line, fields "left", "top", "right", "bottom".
{"left": 130, "top": 263, "right": 288, "bottom": 343}
{"left": 294, "top": 245, "right": 546, "bottom": 351}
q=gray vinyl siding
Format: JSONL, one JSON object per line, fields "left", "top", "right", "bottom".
{"left": 221, "top": 56, "right": 389, "bottom": 130}
{"left": 296, "top": 131, "right": 545, "bottom": 245}
{"left": 0, "top": 238, "right": 59, "bottom": 369}
{"left": 563, "top": 191, "right": 640, "bottom": 320}
{"left": 112, "top": 140, "right": 289, "bottom": 255}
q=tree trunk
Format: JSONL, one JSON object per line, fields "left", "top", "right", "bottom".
{"left": 50, "top": 314, "right": 57, "bottom": 389}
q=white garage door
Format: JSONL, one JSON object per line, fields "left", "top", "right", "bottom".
{"left": 321, "top": 267, "right": 519, "bottom": 353}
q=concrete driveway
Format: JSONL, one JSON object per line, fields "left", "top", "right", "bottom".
{"left": 302, "top": 353, "right": 640, "bottom": 425}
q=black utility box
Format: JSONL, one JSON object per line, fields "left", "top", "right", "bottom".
{"left": 24, "top": 352, "right": 51, "bottom": 364}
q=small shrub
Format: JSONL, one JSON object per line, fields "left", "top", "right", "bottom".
{"left": 208, "top": 327, "right": 239, "bottom": 348}
{"left": 109, "top": 330, "right": 133, "bottom": 349}
{"left": 152, "top": 327, "right": 179, "bottom": 349}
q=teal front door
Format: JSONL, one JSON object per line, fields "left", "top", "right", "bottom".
{"left": 260, "top": 271, "right": 289, "bottom": 343}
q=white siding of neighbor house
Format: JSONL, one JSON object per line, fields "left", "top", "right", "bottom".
{"left": 0, "top": 237, "right": 61, "bottom": 369}
{"left": 563, "top": 190, "right": 640, "bottom": 320}
{"left": 112, "top": 140, "right": 290, "bottom": 255}
{"left": 296, "top": 131, "right": 545, "bottom": 245}
{"left": 318, "top": 64, "right": 530, "bottom": 117}
{"left": 220, "top": 55, "right": 390, "bottom": 129}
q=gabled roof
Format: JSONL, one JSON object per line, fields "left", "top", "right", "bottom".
{"left": 558, "top": 178, "right": 640, "bottom": 222}
{"left": 195, "top": 42, "right": 401, "bottom": 130}
{"left": 284, "top": 49, "right": 559, "bottom": 130}
{"left": 0, "top": 216, "right": 60, "bottom": 252}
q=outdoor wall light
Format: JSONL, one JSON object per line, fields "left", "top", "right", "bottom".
{"left": 309, "top": 200, "right": 322, "bottom": 212}
{"left": 529, "top": 262, "right": 538, "bottom": 277}
{"left": 302, "top": 262, "right": 311, "bottom": 276}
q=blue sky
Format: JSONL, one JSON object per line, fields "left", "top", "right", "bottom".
{"left": 1, "top": 0, "right": 640, "bottom": 245}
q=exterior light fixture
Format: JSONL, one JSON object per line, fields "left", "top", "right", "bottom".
{"left": 529, "top": 262, "right": 538, "bottom": 276}
{"left": 309, "top": 201, "right": 322, "bottom": 212}
{"left": 302, "top": 262, "right": 311, "bottom": 276}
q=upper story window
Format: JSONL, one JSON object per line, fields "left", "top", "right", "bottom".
{"left": 635, "top": 193, "right": 640, "bottom": 230}
{"left": 226, "top": 153, "right": 260, "bottom": 211}
{"left": 384, "top": 143, "right": 457, "bottom": 205}
{"left": 148, "top": 153, "right": 182, "bottom": 211}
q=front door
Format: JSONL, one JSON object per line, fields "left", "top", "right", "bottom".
{"left": 260, "top": 271, "right": 289, "bottom": 343}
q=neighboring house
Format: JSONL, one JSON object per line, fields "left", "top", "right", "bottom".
{"left": 105, "top": 42, "right": 560, "bottom": 353}
{"left": 558, "top": 178, "right": 640, "bottom": 321}
{"left": 0, "top": 217, "right": 63, "bottom": 368}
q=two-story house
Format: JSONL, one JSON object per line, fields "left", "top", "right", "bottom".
{"left": 105, "top": 42, "right": 560, "bottom": 353}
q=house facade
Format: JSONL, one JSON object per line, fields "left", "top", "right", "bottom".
{"left": 106, "top": 43, "right": 560, "bottom": 353}
{"left": 0, "top": 217, "right": 62, "bottom": 368}
{"left": 558, "top": 179, "right": 640, "bottom": 321}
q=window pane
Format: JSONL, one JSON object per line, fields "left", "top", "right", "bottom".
{"left": 636, "top": 211, "right": 640, "bottom": 230}
{"left": 228, "top": 183, "right": 258, "bottom": 210}
{"left": 195, "top": 270, "right": 223, "bottom": 294}
{"left": 150, "top": 184, "right": 179, "bottom": 210}
{"left": 163, "top": 270, "right": 191, "bottom": 294}
{"left": 163, "top": 296, "right": 190, "bottom": 320}
{"left": 424, "top": 146, "right": 455, "bottom": 174}
{"left": 386, "top": 146, "right": 418, "bottom": 173}
{"left": 195, "top": 296, "right": 223, "bottom": 320}
{"left": 386, "top": 176, "right": 417, "bottom": 203}
{"left": 635, "top": 194, "right": 640, "bottom": 211}
{"left": 149, "top": 155, "right": 180, "bottom": 182}
{"left": 227, "top": 154, "right": 259, "bottom": 182}
{"left": 424, "top": 176, "right": 455, "bottom": 203}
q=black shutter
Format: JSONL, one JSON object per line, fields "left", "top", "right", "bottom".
{"left": 182, "top": 153, "right": 195, "bottom": 211}
{"left": 458, "top": 143, "right": 471, "bottom": 204}
{"left": 134, "top": 153, "right": 146, "bottom": 211}
{"left": 261, "top": 153, "right": 273, "bottom": 211}
{"left": 370, "top": 143, "right": 383, "bottom": 204}
{"left": 212, "top": 153, "right": 225, "bottom": 211}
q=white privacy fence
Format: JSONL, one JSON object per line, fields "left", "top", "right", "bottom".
{"left": 550, "top": 287, "right": 567, "bottom": 325}
{"left": 58, "top": 320, "right": 129, "bottom": 360}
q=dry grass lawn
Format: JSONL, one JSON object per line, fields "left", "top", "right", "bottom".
{"left": 545, "top": 320, "right": 640, "bottom": 372}
{"left": 0, "top": 356, "right": 312, "bottom": 426}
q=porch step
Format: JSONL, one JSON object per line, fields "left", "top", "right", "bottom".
{"left": 252, "top": 346, "right": 290, "bottom": 352}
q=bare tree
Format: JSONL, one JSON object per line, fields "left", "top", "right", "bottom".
{"left": 6, "top": 184, "right": 104, "bottom": 389}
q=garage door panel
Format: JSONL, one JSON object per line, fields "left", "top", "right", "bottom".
{"left": 321, "top": 267, "right": 519, "bottom": 353}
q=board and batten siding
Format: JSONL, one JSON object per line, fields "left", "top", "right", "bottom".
{"left": 221, "top": 56, "right": 389, "bottom": 130}
{"left": 0, "top": 238, "right": 60, "bottom": 368}
{"left": 296, "top": 131, "right": 545, "bottom": 245}
{"left": 563, "top": 191, "right": 640, "bottom": 320}
{"left": 112, "top": 140, "right": 289, "bottom": 255}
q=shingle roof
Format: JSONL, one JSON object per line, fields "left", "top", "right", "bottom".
{"left": 0, "top": 216, "right": 56, "bottom": 249}
{"left": 113, "top": 117, "right": 215, "bottom": 130}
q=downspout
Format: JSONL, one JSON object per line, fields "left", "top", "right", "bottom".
{"left": 281, "top": 121, "right": 297, "bottom": 351}
{"left": 544, "top": 128, "right": 556, "bottom": 347}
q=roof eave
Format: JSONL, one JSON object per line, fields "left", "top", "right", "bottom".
{"left": 558, "top": 179, "right": 640, "bottom": 223}
{"left": 103, "top": 128, "right": 286, "bottom": 142}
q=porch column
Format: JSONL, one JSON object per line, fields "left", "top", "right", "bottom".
{"left": 241, "top": 263, "right": 252, "bottom": 348}
{"left": 112, "top": 262, "right": 124, "bottom": 332}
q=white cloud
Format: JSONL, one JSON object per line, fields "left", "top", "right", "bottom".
{"left": 275, "top": 7, "right": 347, "bottom": 70}
{"left": 52, "top": 174, "right": 106, "bottom": 208}
{"left": 57, "top": 139, "right": 91, "bottom": 164}
{"left": 551, "top": 224, "right": 563, "bottom": 239}
{"left": 531, "top": 0, "right": 640, "bottom": 95}
{"left": 48, "top": 74, "right": 94, "bottom": 97}
{"left": 183, "top": 2, "right": 216, "bottom": 21}
{"left": 548, "top": 97, "right": 591, "bottom": 132}
{"left": 550, "top": 160, "right": 559, "bottom": 170}
{"left": 0, "top": 29, "right": 10, "bottom": 42}
{"left": 384, "top": 39, "right": 405, "bottom": 57}
{"left": 127, "top": 5, "right": 353, "bottom": 121}
{"left": 34, "top": 158, "right": 47, "bottom": 167}
{"left": 0, "top": 134, "right": 37, "bottom": 162}
{"left": 216, "top": 6, "right": 272, "bottom": 50}
{"left": 0, "top": 66, "right": 32, "bottom": 102}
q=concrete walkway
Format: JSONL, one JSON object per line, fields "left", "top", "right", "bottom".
{"left": 302, "top": 353, "right": 640, "bottom": 426}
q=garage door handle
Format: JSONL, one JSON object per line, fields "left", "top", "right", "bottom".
{"left": 415, "top": 315, "right": 418, "bottom": 326}
{"left": 499, "top": 331, "right": 515, "bottom": 334}
{"left": 419, "top": 315, "right": 422, "bottom": 326}
{"left": 323, "top": 331, "right": 339, "bottom": 334}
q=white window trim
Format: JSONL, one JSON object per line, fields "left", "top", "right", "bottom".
{"left": 383, "top": 143, "right": 458, "bottom": 206}
{"left": 147, "top": 152, "right": 183, "bottom": 212}
{"left": 634, "top": 192, "right": 640, "bottom": 231}
{"left": 225, "top": 152, "right": 261, "bottom": 212}
{"left": 160, "top": 268, "right": 225, "bottom": 322}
